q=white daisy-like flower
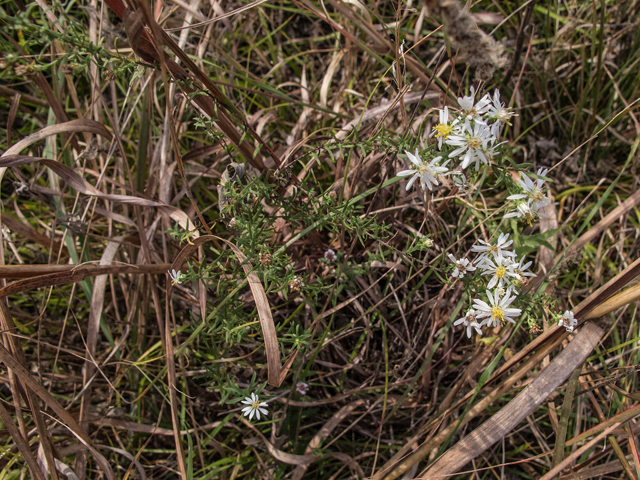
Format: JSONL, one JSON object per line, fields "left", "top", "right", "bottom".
{"left": 558, "top": 310, "right": 577, "bottom": 332}
{"left": 471, "top": 232, "right": 517, "bottom": 266}
{"left": 446, "top": 118, "right": 495, "bottom": 171}
{"left": 480, "top": 254, "right": 520, "bottom": 289}
{"left": 430, "top": 106, "right": 458, "bottom": 149}
{"left": 241, "top": 393, "right": 269, "bottom": 421}
{"left": 168, "top": 269, "right": 182, "bottom": 285}
{"left": 457, "top": 87, "right": 492, "bottom": 120}
{"left": 473, "top": 289, "right": 522, "bottom": 328}
{"left": 448, "top": 253, "right": 477, "bottom": 279}
{"left": 513, "top": 255, "right": 536, "bottom": 279}
{"left": 507, "top": 168, "right": 550, "bottom": 209}
{"left": 481, "top": 140, "right": 505, "bottom": 166}
{"left": 398, "top": 149, "right": 451, "bottom": 191}
{"left": 504, "top": 199, "right": 548, "bottom": 225}
{"left": 453, "top": 309, "right": 483, "bottom": 338}
{"left": 485, "top": 89, "right": 516, "bottom": 130}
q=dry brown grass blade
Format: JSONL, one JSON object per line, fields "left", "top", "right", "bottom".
{"left": 0, "top": 119, "right": 111, "bottom": 158}
{"left": 0, "top": 401, "right": 47, "bottom": 480}
{"left": 483, "top": 255, "right": 640, "bottom": 394}
{"left": 0, "top": 154, "right": 195, "bottom": 237}
{"left": 584, "top": 282, "right": 640, "bottom": 319}
{"left": 109, "top": 0, "right": 266, "bottom": 170}
{"left": 530, "top": 187, "right": 640, "bottom": 296}
{"left": 0, "top": 155, "right": 164, "bottom": 206}
{"left": 168, "top": 235, "right": 296, "bottom": 386}
{"left": 76, "top": 239, "right": 121, "bottom": 478}
{"left": 0, "top": 301, "right": 60, "bottom": 480}
{"left": 291, "top": 399, "right": 365, "bottom": 480}
{"left": 241, "top": 417, "right": 318, "bottom": 465}
{"left": 0, "top": 342, "right": 115, "bottom": 479}
{"left": 539, "top": 421, "right": 627, "bottom": 480}
{"left": 6, "top": 92, "right": 20, "bottom": 148}
{"left": 422, "top": 323, "right": 603, "bottom": 479}
{"left": 1, "top": 211, "right": 65, "bottom": 254}
{"left": 374, "top": 330, "right": 568, "bottom": 480}
{"left": 0, "top": 263, "right": 174, "bottom": 296}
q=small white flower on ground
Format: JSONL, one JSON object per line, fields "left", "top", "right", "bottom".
{"left": 507, "top": 168, "right": 550, "bottom": 210}
{"left": 473, "top": 289, "right": 522, "bottom": 328}
{"left": 457, "top": 87, "right": 491, "bottom": 120}
{"left": 241, "top": 392, "right": 269, "bottom": 421}
{"left": 430, "top": 106, "right": 457, "bottom": 149}
{"left": 289, "top": 276, "right": 304, "bottom": 292}
{"left": 471, "top": 232, "right": 516, "bottom": 266}
{"left": 423, "top": 237, "right": 434, "bottom": 248}
{"left": 448, "top": 254, "right": 477, "bottom": 279}
{"left": 398, "top": 149, "right": 451, "bottom": 191}
{"left": 324, "top": 249, "right": 337, "bottom": 262}
{"left": 480, "top": 254, "right": 520, "bottom": 289}
{"left": 296, "top": 382, "right": 309, "bottom": 395}
{"left": 558, "top": 310, "right": 577, "bottom": 332}
{"left": 168, "top": 269, "right": 182, "bottom": 285}
{"left": 446, "top": 118, "right": 495, "bottom": 171}
{"left": 454, "top": 309, "right": 483, "bottom": 338}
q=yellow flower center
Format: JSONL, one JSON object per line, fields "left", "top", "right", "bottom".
{"left": 252, "top": 401, "right": 260, "bottom": 409}
{"left": 491, "top": 306, "right": 505, "bottom": 323}
{"left": 495, "top": 266, "right": 506, "bottom": 278}
{"left": 529, "top": 188, "right": 546, "bottom": 203}
{"left": 468, "top": 136, "right": 482, "bottom": 149}
{"left": 433, "top": 123, "right": 453, "bottom": 138}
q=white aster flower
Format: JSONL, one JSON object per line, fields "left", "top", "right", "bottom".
{"left": 558, "top": 310, "right": 577, "bottom": 332}
{"left": 446, "top": 118, "right": 495, "bottom": 171}
{"left": 168, "top": 269, "right": 182, "bottom": 285}
{"left": 398, "top": 149, "right": 451, "bottom": 191}
{"left": 241, "top": 393, "right": 269, "bottom": 421}
{"left": 471, "top": 232, "right": 516, "bottom": 266}
{"left": 448, "top": 253, "right": 477, "bottom": 279}
{"left": 513, "top": 255, "right": 536, "bottom": 279}
{"left": 430, "top": 106, "right": 458, "bottom": 149}
{"left": 480, "top": 254, "right": 520, "bottom": 289}
{"left": 473, "top": 289, "right": 522, "bottom": 328}
{"left": 507, "top": 168, "right": 550, "bottom": 209}
{"left": 504, "top": 199, "right": 548, "bottom": 225}
{"left": 454, "top": 309, "right": 483, "bottom": 338}
{"left": 485, "top": 89, "right": 516, "bottom": 129}
{"left": 481, "top": 140, "right": 505, "bottom": 166}
{"left": 457, "top": 87, "right": 492, "bottom": 120}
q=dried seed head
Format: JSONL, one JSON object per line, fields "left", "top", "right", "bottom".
{"left": 259, "top": 252, "right": 272, "bottom": 267}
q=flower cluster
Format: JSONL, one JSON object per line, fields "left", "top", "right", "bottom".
{"left": 398, "top": 87, "right": 515, "bottom": 193}
{"left": 451, "top": 233, "right": 536, "bottom": 338}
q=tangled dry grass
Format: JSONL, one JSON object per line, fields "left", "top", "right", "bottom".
{"left": 1, "top": 0, "right": 640, "bottom": 479}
